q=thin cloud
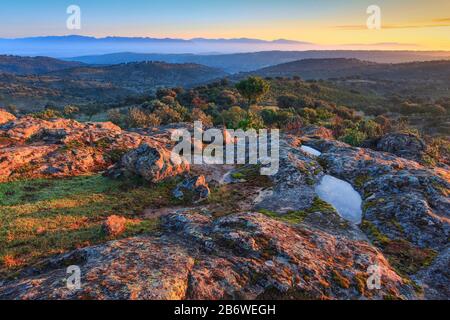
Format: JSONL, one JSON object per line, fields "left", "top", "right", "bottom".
{"left": 433, "top": 18, "right": 450, "bottom": 22}
{"left": 333, "top": 21, "right": 450, "bottom": 30}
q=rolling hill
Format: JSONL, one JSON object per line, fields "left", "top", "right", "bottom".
{"left": 0, "top": 61, "right": 227, "bottom": 111}
{"left": 66, "top": 50, "right": 450, "bottom": 73}
{"left": 248, "top": 58, "right": 450, "bottom": 81}
{"left": 0, "top": 55, "right": 84, "bottom": 75}
{"left": 47, "top": 61, "right": 227, "bottom": 92}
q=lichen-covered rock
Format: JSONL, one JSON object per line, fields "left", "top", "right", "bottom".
{"left": 307, "top": 138, "right": 450, "bottom": 298}
{"left": 0, "top": 237, "right": 194, "bottom": 300}
{"left": 0, "top": 109, "right": 16, "bottom": 125}
{"left": 0, "top": 212, "right": 417, "bottom": 300}
{"left": 301, "top": 125, "right": 334, "bottom": 140}
{"left": 109, "top": 143, "right": 190, "bottom": 183}
{"left": 0, "top": 116, "right": 173, "bottom": 182}
{"left": 376, "top": 132, "right": 426, "bottom": 162}
{"left": 172, "top": 175, "right": 210, "bottom": 203}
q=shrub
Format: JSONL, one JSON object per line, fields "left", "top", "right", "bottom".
{"left": 191, "top": 108, "right": 213, "bottom": 127}
{"left": 63, "top": 105, "right": 80, "bottom": 119}
{"left": 220, "top": 106, "right": 248, "bottom": 129}
{"left": 107, "top": 108, "right": 125, "bottom": 126}
{"left": 235, "top": 77, "right": 270, "bottom": 106}
{"left": 339, "top": 128, "right": 367, "bottom": 146}
{"left": 126, "top": 107, "right": 161, "bottom": 128}
{"left": 32, "top": 108, "right": 62, "bottom": 120}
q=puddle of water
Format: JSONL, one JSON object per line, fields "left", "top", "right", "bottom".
{"left": 301, "top": 145, "right": 322, "bottom": 156}
{"left": 315, "top": 175, "right": 362, "bottom": 224}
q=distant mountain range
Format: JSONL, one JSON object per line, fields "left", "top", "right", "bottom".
{"left": 1, "top": 35, "right": 449, "bottom": 62}
{"left": 65, "top": 50, "right": 450, "bottom": 73}
{"left": 0, "top": 35, "right": 315, "bottom": 57}
{"left": 245, "top": 58, "right": 450, "bottom": 81}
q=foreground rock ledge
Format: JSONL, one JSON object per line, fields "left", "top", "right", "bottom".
{"left": 0, "top": 212, "right": 416, "bottom": 300}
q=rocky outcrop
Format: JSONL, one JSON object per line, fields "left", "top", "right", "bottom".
{"left": 0, "top": 212, "right": 417, "bottom": 300}
{"left": 172, "top": 175, "right": 210, "bottom": 203}
{"left": 376, "top": 132, "right": 427, "bottom": 162}
{"left": 253, "top": 139, "right": 323, "bottom": 214}
{"left": 305, "top": 138, "right": 449, "bottom": 298}
{"left": 301, "top": 125, "right": 334, "bottom": 140}
{"left": 0, "top": 116, "right": 186, "bottom": 182}
{"left": 0, "top": 119, "right": 448, "bottom": 300}
{"left": 107, "top": 143, "right": 190, "bottom": 183}
{"left": 0, "top": 109, "right": 16, "bottom": 125}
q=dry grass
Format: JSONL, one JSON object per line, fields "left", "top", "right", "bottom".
{"left": 0, "top": 175, "right": 179, "bottom": 276}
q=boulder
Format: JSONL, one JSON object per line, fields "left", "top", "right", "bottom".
{"left": 102, "top": 215, "right": 128, "bottom": 236}
{"left": 301, "top": 125, "right": 334, "bottom": 140}
{"left": 376, "top": 132, "right": 426, "bottom": 162}
{"left": 110, "top": 143, "right": 190, "bottom": 183}
{"left": 172, "top": 175, "right": 210, "bottom": 203}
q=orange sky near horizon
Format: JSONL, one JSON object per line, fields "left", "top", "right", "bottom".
{"left": 1, "top": 0, "right": 449, "bottom": 50}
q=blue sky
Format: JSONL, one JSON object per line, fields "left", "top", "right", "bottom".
{"left": 1, "top": 0, "right": 449, "bottom": 49}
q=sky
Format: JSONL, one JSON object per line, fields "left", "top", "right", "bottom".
{"left": 0, "top": 0, "right": 449, "bottom": 50}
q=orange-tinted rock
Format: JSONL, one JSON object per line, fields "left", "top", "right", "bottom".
{"left": 0, "top": 109, "right": 16, "bottom": 125}
{"left": 102, "top": 215, "right": 128, "bottom": 236}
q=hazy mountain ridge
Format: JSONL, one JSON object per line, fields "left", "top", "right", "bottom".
{"left": 66, "top": 50, "right": 450, "bottom": 73}
{"left": 247, "top": 58, "right": 450, "bottom": 80}
{"left": 0, "top": 55, "right": 84, "bottom": 75}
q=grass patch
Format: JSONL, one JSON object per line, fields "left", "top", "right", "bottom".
{"left": 0, "top": 174, "right": 176, "bottom": 276}
{"left": 230, "top": 165, "right": 272, "bottom": 187}
{"left": 259, "top": 209, "right": 308, "bottom": 224}
{"left": 259, "top": 197, "right": 337, "bottom": 224}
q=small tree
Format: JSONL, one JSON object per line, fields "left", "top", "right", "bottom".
{"left": 235, "top": 77, "right": 269, "bottom": 106}
{"left": 63, "top": 105, "right": 80, "bottom": 119}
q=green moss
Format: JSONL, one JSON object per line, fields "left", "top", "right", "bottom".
{"left": 231, "top": 172, "right": 245, "bottom": 179}
{"left": 62, "top": 140, "right": 84, "bottom": 151}
{"left": 93, "top": 137, "right": 111, "bottom": 149}
{"left": 390, "top": 218, "right": 405, "bottom": 235}
{"left": 383, "top": 240, "right": 438, "bottom": 275}
{"left": 259, "top": 197, "right": 336, "bottom": 224}
{"left": 362, "top": 219, "right": 438, "bottom": 277}
{"left": 354, "top": 175, "right": 370, "bottom": 188}
{"left": 230, "top": 165, "right": 272, "bottom": 187}
{"left": 361, "top": 220, "right": 390, "bottom": 246}
{"left": 105, "top": 147, "right": 129, "bottom": 162}
{"left": 308, "top": 197, "right": 337, "bottom": 214}
{"left": 317, "top": 158, "right": 328, "bottom": 170}
{"left": 260, "top": 209, "right": 308, "bottom": 224}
